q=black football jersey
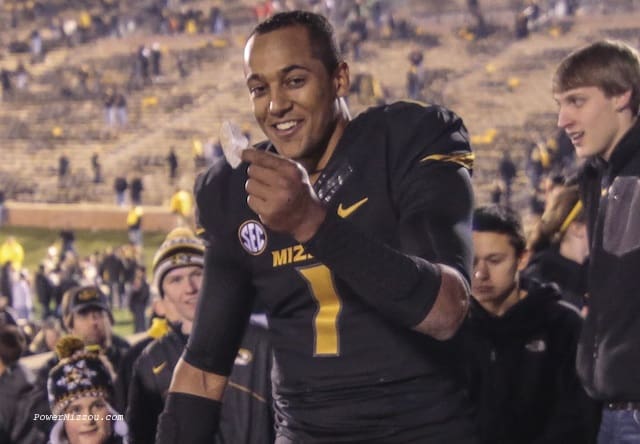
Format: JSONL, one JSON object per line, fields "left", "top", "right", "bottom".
{"left": 191, "top": 102, "right": 476, "bottom": 442}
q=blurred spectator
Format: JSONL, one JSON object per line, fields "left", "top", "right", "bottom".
{"left": 11, "top": 269, "right": 32, "bottom": 321}
{"left": 103, "top": 88, "right": 116, "bottom": 127}
{"left": 137, "top": 45, "right": 151, "bottom": 85}
{"left": 120, "top": 245, "right": 139, "bottom": 308}
{"left": 0, "top": 236, "right": 24, "bottom": 272}
{"left": 0, "top": 262, "right": 15, "bottom": 309}
{"left": 129, "top": 177, "right": 144, "bottom": 205}
{"left": 498, "top": 150, "right": 517, "bottom": 208}
{"left": 167, "top": 147, "right": 178, "bottom": 182}
{"left": 35, "top": 264, "right": 55, "bottom": 319}
{"left": 345, "top": 8, "right": 367, "bottom": 60}
{"left": 113, "top": 176, "right": 128, "bottom": 207}
{"left": 58, "top": 153, "right": 70, "bottom": 188}
{"left": 406, "top": 50, "right": 425, "bottom": 100}
{"left": 77, "top": 65, "right": 90, "bottom": 96}
{"left": 92, "top": 152, "right": 103, "bottom": 184}
{"left": 79, "top": 253, "right": 100, "bottom": 287}
{"left": 203, "top": 138, "right": 223, "bottom": 166}
{"left": 151, "top": 42, "right": 162, "bottom": 78}
{"left": 127, "top": 206, "right": 144, "bottom": 247}
{"left": 526, "top": 139, "right": 551, "bottom": 192}
{"left": 99, "top": 247, "right": 125, "bottom": 309}
{"left": 0, "top": 324, "right": 47, "bottom": 443}
{"left": 209, "top": 6, "right": 226, "bottom": 34}
{"left": 176, "top": 53, "right": 189, "bottom": 78}
{"left": 351, "top": 72, "right": 386, "bottom": 106}
{"left": 489, "top": 179, "right": 503, "bottom": 205}
{"left": 192, "top": 138, "right": 205, "bottom": 170}
{"left": 46, "top": 336, "right": 128, "bottom": 444}
{"left": 0, "top": 68, "right": 12, "bottom": 100}
{"left": 128, "top": 266, "right": 149, "bottom": 333}
{"left": 115, "top": 91, "right": 128, "bottom": 127}
{"left": 169, "top": 188, "right": 193, "bottom": 228}
{"left": 30, "top": 29, "right": 43, "bottom": 63}
{"left": 59, "top": 230, "right": 77, "bottom": 263}
{"left": 15, "top": 62, "right": 29, "bottom": 91}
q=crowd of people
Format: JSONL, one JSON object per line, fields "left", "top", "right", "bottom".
{"left": 1, "top": 4, "right": 640, "bottom": 444}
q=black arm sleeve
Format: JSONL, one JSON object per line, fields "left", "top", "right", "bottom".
{"left": 304, "top": 106, "right": 474, "bottom": 328}
{"left": 183, "top": 242, "right": 255, "bottom": 376}
{"left": 304, "top": 214, "right": 442, "bottom": 328}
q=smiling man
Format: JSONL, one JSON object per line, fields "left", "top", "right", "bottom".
{"left": 157, "top": 10, "right": 478, "bottom": 444}
{"left": 158, "top": 11, "right": 475, "bottom": 444}
{"left": 127, "top": 227, "right": 272, "bottom": 444}
{"left": 553, "top": 40, "right": 640, "bottom": 444}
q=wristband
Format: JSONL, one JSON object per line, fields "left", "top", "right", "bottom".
{"left": 156, "top": 392, "right": 221, "bottom": 444}
{"left": 303, "top": 213, "right": 442, "bottom": 327}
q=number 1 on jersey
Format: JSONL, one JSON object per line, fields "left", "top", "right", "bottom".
{"left": 298, "top": 265, "right": 342, "bottom": 356}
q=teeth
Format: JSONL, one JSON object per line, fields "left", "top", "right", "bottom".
{"left": 276, "top": 121, "right": 297, "bottom": 130}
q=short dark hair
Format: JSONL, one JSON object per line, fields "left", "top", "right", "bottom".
{"left": 0, "top": 324, "right": 26, "bottom": 367}
{"left": 553, "top": 40, "right": 640, "bottom": 115}
{"left": 473, "top": 205, "right": 526, "bottom": 256}
{"left": 248, "top": 10, "right": 341, "bottom": 74}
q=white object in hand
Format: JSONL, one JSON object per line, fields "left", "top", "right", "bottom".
{"left": 220, "top": 120, "right": 249, "bottom": 169}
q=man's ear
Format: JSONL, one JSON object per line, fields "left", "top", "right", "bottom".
{"left": 517, "top": 249, "right": 531, "bottom": 272}
{"left": 334, "top": 61, "right": 350, "bottom": 98}
{"left": 614, "top": 89, "right": 632, "bottom": 112}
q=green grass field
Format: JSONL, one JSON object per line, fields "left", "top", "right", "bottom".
{"left": 1, "top": 225, "right": 168, "bottom": 337}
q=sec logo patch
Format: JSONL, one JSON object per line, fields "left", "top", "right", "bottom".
{"left": 238, "top": 220, "right": 267, "bottom": 255}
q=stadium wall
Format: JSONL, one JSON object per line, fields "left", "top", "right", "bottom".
{"left": 3, "top": 201, "right": 176, "bottom": 231}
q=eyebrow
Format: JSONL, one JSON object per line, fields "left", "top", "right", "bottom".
{"left": 556, "top": 90, "right": 586, "bottom": 101}
{"left": 476, "top": 253, "right": 506, "bottom": 261}
{"left": 246, "top": 64, "right": 311, "bottom": 83}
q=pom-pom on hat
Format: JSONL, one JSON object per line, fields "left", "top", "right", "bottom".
{"left": 47, "top": 335, "right": 115, "bottom": 415}
{"left": 151, "top": 227, "right": 205, "bottom": 297}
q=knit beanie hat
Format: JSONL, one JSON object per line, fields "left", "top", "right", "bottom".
{"left": 47, "top": 336, "right": 115, "bottom": 415}
{"left": 151, "top": 227, "right": 205, "bottom": 297}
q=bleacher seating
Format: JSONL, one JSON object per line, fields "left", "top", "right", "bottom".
{"left": 1, "top": 0, "right": 639, "bottom": 210}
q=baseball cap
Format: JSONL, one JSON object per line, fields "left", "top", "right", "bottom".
{"left": 62, "top": 285, "right": 113, "bottom": 327}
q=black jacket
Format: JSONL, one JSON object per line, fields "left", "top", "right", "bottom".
{"left": 0, "top": 364, "right": 47, "bottom": 444}
{"left": 459, "top": 280, "right": 599, "bottom": 444}
{"left": 522, "top": 246, "right": 588, "bottom": 310}
{"left": 127, "top": 321, "right": 273, "bottom": 444}
{"left": 114, "top": 335, "right": 155, "bottom": 413}
{"left": 577, "top": 119, "right": 640, "bottom": 401}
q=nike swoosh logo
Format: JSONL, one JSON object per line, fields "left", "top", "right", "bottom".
{"left": 337, "top": 197, "right": 368, "bottom": 218}
{"left": 152, "top": 361, "right": 167, "bottom": 375}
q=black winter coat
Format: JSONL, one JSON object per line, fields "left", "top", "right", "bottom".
{"left": 458, "top": 280, "right": 600, "bottom": 444}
